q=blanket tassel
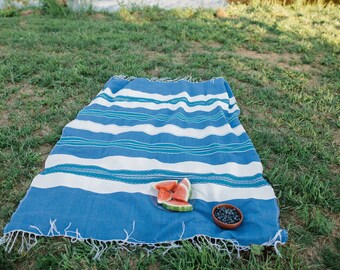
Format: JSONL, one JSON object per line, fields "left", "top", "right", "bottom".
{"left": 1, "top": 225, "right": 285, "bottom": 259}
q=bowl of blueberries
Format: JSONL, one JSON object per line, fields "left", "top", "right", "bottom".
{"left": 212, "top": 204, "right": 243, "bottom": 229}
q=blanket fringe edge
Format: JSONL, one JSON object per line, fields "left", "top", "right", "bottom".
{"left": 0, "top": 225, "right": 285, "bottom": 260}
{"left": 109, "top": 75, "right": 224, "bottom": 83}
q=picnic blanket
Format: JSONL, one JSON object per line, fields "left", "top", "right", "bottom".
{"left": 1, "top": 76, "right": 287, "bottom": 257}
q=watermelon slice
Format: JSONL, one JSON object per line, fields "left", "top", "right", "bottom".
{"left": 172, "top": 178, "right": 192, "bottom": 192}
{"left": 172, "top": 184, "right": 179, "bottom": 192}
{"left": 163, "top": 200, "right": 193, "bottom": 212}
{"left": 153, "top": 180, "right": 178, "bottom": 191}
{"left": 180, "top": 177, "right": 191, "bottom": 191}
{"left": 172, "top": 183, "right": 190, "bottom": 202}
{"left": 157, "top": 189, "right": 172, "bottom": 204}
{"left": 181, "top": 177, "right": 193, "bottom": 198}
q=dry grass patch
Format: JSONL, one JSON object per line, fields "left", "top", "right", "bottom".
{"left": 0, "top": 45, "right": 9, "bottom": 58}
{"left": 333, "top": 129, "right": 340, "bottom": 147}
{"left": 172, "top": 51, "right": 187, "bottom": 65}
{"left": 206, "top": 41, "right": 223, "bottom": 49}
{"left": 90, "top": 13, "right": 108, "bottom": 20}
{"left": 235, "top": 48, "right": 320, "bottom": 73}
{"left": 37, "top": 143, "right": 53, "bottom": 170}
{"left": 189, "top": 41, "right": 207, "bottom": 54}
{"left": 0, "top": 112, "right": 9, "bottom": 126}
{"left": 148, "top": 66, "right": 161, "bottom": 77}
{"left": 20, "top": 9, "right": 34, "bottom": 16}
{"left": 143, "top": 50, "right": 166, "bottom": 60}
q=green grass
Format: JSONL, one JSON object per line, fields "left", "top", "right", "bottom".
{"left": 0, "top": 3, "right": 339, "bottom": 269}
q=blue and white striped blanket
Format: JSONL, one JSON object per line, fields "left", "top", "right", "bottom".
{"left": 1, "top": 77, "right": 287, "bottom": 256}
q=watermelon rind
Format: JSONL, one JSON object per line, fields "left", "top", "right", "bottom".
{"left": 153, "top": 180, "right": 178, "bottom": 191}
{"left": 181, "top": 178, "right": 192, "bottom": 191}
{"left": 180, "top": 178, "right": 192, "bottom": 198}
{"left": 163, "top": 200, "right": 193, "bottom": 212}
{"left": 172, "top": 183, "right": 190, "bottom": 202}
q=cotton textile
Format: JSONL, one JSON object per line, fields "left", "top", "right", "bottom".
{"left": 2, "top": 77, "right": 287, "bottom": 253}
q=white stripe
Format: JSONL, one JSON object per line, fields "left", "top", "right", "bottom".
{"left": 31, "top": 173, "right": 275, "bottom": 201}
{"left": 89, "top": 98, "right": 240, "bottom": 114}
{"left": 45, "top": 155, "right": 263, "bottom": 177}
{"left": 66, "top": 120, "right": 245, "bottom": 139}
{"left": 100, "top": 87, "right": 236, "bottom": 104}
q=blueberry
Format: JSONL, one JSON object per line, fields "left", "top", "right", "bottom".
{"left": 214, "top": 206, "right": 241, "bottom": 224}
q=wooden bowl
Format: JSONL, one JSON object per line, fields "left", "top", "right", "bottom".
{"left": 212, "top": 204, "right": 243, "bottom": 229}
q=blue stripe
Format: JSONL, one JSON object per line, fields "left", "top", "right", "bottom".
{"left": 56, "top": 137, "right": 254, "bottom": 156}
{"left": 5, "top": 187, "right": 287, "bottom": 246}
{"left": 84, "top": 104, "right": 240, "bottom": 120}
{"left": 41, "top": 164, "right": 268, "bottom": 187}
{"left": 74, "top": 114, "right": 242, "bottom": 130}
{"left": 77, "top": 107, "right": 240, "bottom": 128}
{"left": 61, "top": 126, "right": 249, "bottom": 146}
{"left": 51, "top": 144, "right": 260, "bottom": 165}
{"left": 75, "top": 113, "right": 233, "bottom": 129}
{"left": 52, "top": 127, "right": 260, "bottom": 164}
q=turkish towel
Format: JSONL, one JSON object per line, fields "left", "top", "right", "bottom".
{"left": 2, "top": 77, "right": 287, "bottom": 255}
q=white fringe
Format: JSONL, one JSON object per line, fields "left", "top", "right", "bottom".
{"left": 47, "top": 219, "right": 61, "bottom": 236}
{"left": 0, "top": 219, "right": 285, "bottom": 259}
{"left": 0, "top": 231, "right": 39, "bottom": 254}
{"left": 108, "top": 75, "right": 224, "bottom": 83}
{"left": 261, "top": 229, "right": 284, "bottom": 257}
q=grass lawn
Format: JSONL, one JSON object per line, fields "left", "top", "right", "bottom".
{"left": 0, "top": 3, "right": 339, "bottom": 269}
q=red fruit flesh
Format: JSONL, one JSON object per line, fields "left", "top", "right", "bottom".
{"left": 172, "top": 183, "right": 190, "bottom": 202}
{"left": 153, "top": 180, "right": 178, "bottom": 191}
{"left": 157, "top": 189, "right": 172, "bottom": 204}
